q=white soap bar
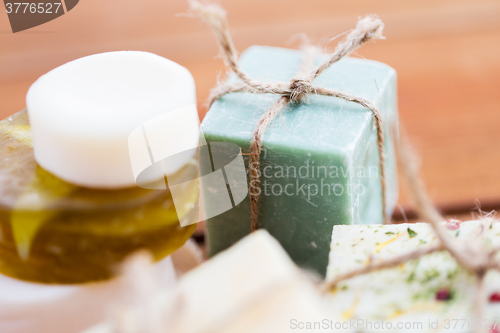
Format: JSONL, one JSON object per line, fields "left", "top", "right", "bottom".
{"left": 325, "top": 220, "right": 500, "bottom": 332}
{"left": 83, "top": 230, "right": 332, "bottom": 333}
{"left": 0, "top": 256, "right": 176, "bottom": 333}
{"left": 26, "top": 51, "right": 199, "bottom": 189}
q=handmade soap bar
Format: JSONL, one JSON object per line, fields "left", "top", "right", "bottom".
{"left": 201, "top": 46, "right": 399, "bottom": 277}
{"left": 84, "top": 230, "right": 331, "bottom": 333}
{"left": 325, "top": 221, "right": 500, "bottom": 331}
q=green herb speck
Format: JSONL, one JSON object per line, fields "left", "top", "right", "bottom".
{"left": 407, "top": 227, "right": 418, "bottom": 238}
{"left": 447, "top": 268, "right": 460, "bottom": 280}
{"left": 422, "top": 269, "right": 440, "bottom": 283}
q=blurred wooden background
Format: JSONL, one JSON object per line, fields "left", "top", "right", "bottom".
{"left": 1, "top": 0, "right": 500, "bottom": 220}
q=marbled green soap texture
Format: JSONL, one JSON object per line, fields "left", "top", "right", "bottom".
{"left": 201, "top": 46, "right": 399, "bottom": 277}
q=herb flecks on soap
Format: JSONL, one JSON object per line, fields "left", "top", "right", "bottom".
{"left": 407, "top": 227, "right": 418, "bottom": 238}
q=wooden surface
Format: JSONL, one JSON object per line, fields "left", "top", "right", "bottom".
{"left": 1, "top": 0, "right": 500, "bottom": 219}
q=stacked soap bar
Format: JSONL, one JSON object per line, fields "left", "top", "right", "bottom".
{"left": 0, "top": 110, "right": 197, "bottom": 283}
{"left": 0, "top": 51, "right": 201, "bottom": 284}
{"left": 201, "top": 46, "right": 399, "bottom": 277}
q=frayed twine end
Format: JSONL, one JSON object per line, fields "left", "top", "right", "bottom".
{"left": 355, "top": 15, "right": 385, "bottom": 41}
{"left": 189, "top": 0, "right": 227, "bottom": 26}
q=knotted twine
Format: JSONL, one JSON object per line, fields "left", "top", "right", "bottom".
{"left": 190, "top": 1, "right": 389, "bottom": 231}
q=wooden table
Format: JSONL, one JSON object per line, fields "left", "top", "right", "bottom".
{"left": 2, "top": 0, "right": 500, "bottom": 223}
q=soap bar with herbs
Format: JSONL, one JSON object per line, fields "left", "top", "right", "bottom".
{"left": 326, "top": 221, "right": 500, "bottom": 330}
{"left": 201, "top": 46, "right": 399, "bottom": 277}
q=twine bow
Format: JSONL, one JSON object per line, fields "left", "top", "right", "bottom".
{"left": 190, "top": 0, "right": 389, "bottom": 231}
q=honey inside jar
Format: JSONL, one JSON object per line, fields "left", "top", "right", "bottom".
{"left": 0, "top": 110, "right": 198, "bottom": 284}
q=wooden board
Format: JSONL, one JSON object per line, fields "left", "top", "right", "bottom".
{"left": 1, "top": 0, "right": 500, "bottom": 219}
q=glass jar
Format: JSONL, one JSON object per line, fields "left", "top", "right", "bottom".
{"left": 0, "top": 110, "right": 198, "bottom": 284}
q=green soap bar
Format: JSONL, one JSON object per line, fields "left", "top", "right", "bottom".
{"left": 201, "top": 46, "right": 399, "bottom": 277}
